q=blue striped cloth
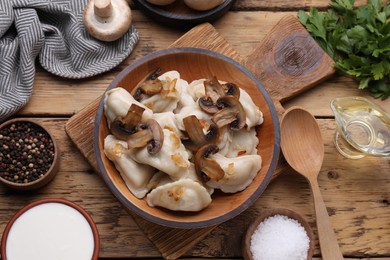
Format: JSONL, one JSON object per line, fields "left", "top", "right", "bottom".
{"left": 0, "top": 0, "right": 139, "bottom": 121}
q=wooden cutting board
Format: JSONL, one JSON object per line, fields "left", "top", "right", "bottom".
{"left": 65, "top": 15, "right": 334, "bottom": 259}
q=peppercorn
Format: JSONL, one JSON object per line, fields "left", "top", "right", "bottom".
{"left": 0, "top": 121, "right": 55, "bottom": 184}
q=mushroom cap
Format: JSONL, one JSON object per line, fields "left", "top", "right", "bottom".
{"left": 146, "top": 0, "right": 177, "bottom": 5}
{"left": 184, "top": 0, "right": 225, "bottom": 11}
{"left": 212, "top": 96, "right": 246, "bottom": 131}
{"left": 83, "top": 0, "right": 132, "bottom": 42}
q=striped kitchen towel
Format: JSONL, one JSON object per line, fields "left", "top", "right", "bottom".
{"left": 0, "top": 0, "right": 139, "bottom": 121}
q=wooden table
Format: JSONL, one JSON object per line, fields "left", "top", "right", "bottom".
{"left": 1, "top": 0, "right": 390, "bottom": 259}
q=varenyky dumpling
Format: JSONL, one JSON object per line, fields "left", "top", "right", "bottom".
{"left": 140, "top": 71, "right": 184, "bottom": 113}
{"left": 206, "top": 153, "right": 262, "bottom": 193}
{"left": 126, "top": 129, "right": 190, "bottom": 180}
{"left": 224, "top": 128, "right": 259, "bottom": 158}
{"left": 239, "top": 88, "right": 264, "bottom": 129}
{"left": 174, "top": 104, "right": 212, "bottom": 132}
{"left": 146, "top": 178, "right": 212, "bottom": 211}
{"left": 104, "top": 135, "right": 155, "bottom": 199}
{"left": 152, "top": 111, "right": 182, "bottom": 137}
{"left": 104, "top": 87, "right": 153, "bottom": 126}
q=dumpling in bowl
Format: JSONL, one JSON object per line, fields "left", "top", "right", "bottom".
{"left": 206, "top": 153, "right": 262, "bottom": 193}
{"left": 239, "top": 88, "right": 264, "bottom": 129}
{"left": 104, "top": 87, "right": 153, "bottom": 126}
{"left": 224, "top": 128, "right": 259, "bottom": 157}
{"left": 139, "top": 71, "right": 184, "bottom": 113}
{"left": 146, "top": 178, "right": 212, "bottom": 211}
{"left": 126, "top": 129, "right": 191, "bottom": 180}
{"left": 104, "top": 135, "right": 155, "bottom": 199}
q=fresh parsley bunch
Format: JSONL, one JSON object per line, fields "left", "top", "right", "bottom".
{"left": 298, "top": 0, "right": 390, "bottom": 99}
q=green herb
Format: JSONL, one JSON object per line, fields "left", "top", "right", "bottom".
{"left": 298, "top": 0, "right": 390, "bottom": 99}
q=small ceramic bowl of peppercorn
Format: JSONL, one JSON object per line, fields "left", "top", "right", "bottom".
{"left": 0, "top": 118, "right": 60, "bottom": 191}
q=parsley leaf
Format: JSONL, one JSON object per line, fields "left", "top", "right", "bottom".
{"left": 298, "top": 0, "right": 390, "bottom": 99}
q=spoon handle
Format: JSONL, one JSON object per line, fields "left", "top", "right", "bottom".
{"left": 309, "top": 177, "right": 344, "bottom": 260}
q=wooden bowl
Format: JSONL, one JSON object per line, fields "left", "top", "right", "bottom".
{"left": 242, "top": 208, "right": 315, "bottom": 260}
{"left": 94, "top": 47, "right": 280, "bottom": 228}
{"left": 0, "top": 118, "right": 60, "bottom": 191}
{"left": 1, "top": 198, "right": 100, "bottom": 260}
{"left": 132, "top": 0, "right": 237, "bottom": 29}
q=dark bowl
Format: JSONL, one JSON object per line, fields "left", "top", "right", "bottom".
{"left": 0, "top": 118, "right": 60, "bottom": 191}
{"left": 94, "top": 47, "right": 280, "bottom": 228}
{"left": 132, "top": 0, "right": 237, "bottom": 29}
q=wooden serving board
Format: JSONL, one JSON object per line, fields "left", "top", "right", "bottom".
{"left": 65, "top": 15, "right": 334, "bottom": 259}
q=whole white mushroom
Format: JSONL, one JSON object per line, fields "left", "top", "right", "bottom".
{"left": 184, "top": 0, "right": 225, "bottom": 11}
{"left": 83, "top": 0, "right": 132, "bottom": 42}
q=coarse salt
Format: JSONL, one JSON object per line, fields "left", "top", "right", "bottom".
{"left": 250, "top": 214, "right": 310, "bottom": 260}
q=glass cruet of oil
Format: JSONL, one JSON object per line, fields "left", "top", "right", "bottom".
{"left": 330, "top": 96, "right": 390, "bottom": 159}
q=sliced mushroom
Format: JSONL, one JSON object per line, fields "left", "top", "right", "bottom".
{"left": 127, "top": 119, "right": 164, "bottom": 155}
{"left": 222, "top": 82, "right": 240, "bottom": 99}
{"left": 181, "top": 115, "right": 219, "bottom": 152}
{"left": 194, "top": 144, "right": 224, "bottom": 183}
{"left": 212, "top": 96, "right": 246, "bottom": 131}
{"left": 198, "top": 76, "right": 226, "bottom": 114}
{"left": 110, "top": 104, "right": 145, "bottom": 140}
{"left": 132, "top": 68, "right": 163, "bottom": 101}
{"left": 83, "top": 0, "right": 132, "bottom": 42}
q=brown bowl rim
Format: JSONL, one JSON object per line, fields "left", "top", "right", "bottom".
{"left": 242, "top": 208, "right": 315, "bottom": 260}
{"left": 0, "top": 198, "right": 100, "bottom": 260}
{"left": 0, "top": 118, "right": 60, "bottom": 191}
{"left": 93, "top": 47, "right": 280, "bottom": 229}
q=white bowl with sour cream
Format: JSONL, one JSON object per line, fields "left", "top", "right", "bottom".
{"left": 1, "top": 199, "right": 100, "bottom": 260}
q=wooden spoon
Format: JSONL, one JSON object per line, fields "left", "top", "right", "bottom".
{"left": 280, "top": 107, "right": 344, "bottom": 260}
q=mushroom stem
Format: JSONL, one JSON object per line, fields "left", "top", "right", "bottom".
{"left": 94, "top": 0, "right": 112, "bottom": 18}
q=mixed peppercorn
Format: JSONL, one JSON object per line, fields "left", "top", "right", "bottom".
{"left": 0, "top": 121, "right": 55, "bottom": 184}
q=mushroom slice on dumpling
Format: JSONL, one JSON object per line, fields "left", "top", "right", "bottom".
{"left": 146, "top": 179, "right": 212, "bottom": 212}
{"left": 104, "top": 135, "right": 155, "bottom": 199}
{"left": 140, "top": 70, "right": 183, "bottom": 113}
{"left": 104, "top": 87, "right": 153, "bottom": 127}
{"left": 205, "top": 153, "right": 262, "bottom": 193}
{"left": 126, "top": 129, "right": 191, "bottom": 180}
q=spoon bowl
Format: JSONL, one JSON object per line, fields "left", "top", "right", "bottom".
{"left": 280, "top": 106, "right": 344, "bottom": 260}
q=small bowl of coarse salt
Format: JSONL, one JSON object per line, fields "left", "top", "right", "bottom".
{"left": 242, "top": 208, "right": 315, "bottom": 260}
{"left": 0, "top": 118, "right": 60, "bottom": 191}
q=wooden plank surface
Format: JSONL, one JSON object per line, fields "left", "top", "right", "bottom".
{"left": 1, "top": 4, "right": 390, "bottom": 260}
{"left": 20, "top": 11, "right": 390, "bottom": 117}
{"left": 1, "top": 119, "right": 389, "bottom": 258}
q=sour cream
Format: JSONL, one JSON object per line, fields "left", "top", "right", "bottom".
{"left": 5, "top": 202, "right": 95, "bottom": 260}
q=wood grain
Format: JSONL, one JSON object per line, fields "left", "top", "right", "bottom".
{"left": 19, "top": 11, "right": 390, "bottom": 117}
{"left": 1, "top": 6, "right": 389, "bottom": 260}
{"left": 1, "top": 119, "right": 390, "bottom": 258}
{"left": 245, "top": 15, "right": 335, "bottom": 104}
